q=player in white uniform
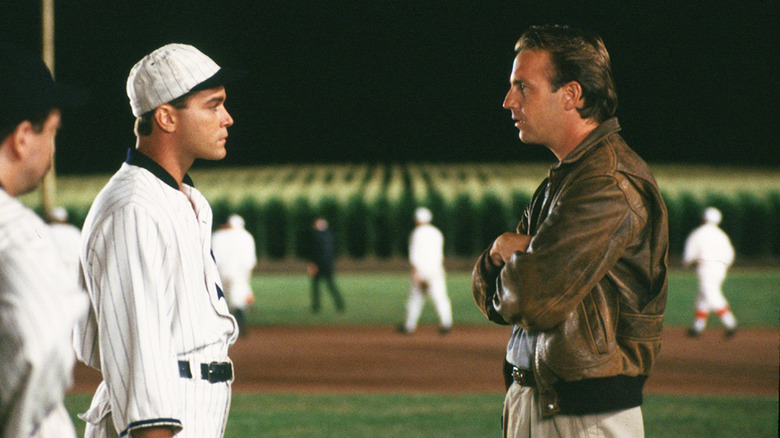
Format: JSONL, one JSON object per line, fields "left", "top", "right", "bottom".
{"left": 0, "top": 43, "right": 87, "bottom": 438}
{"left": 212, "top": 214, "right": 257, "bottom": 337}
{"left": 48, "top": 207, "right": 82, "bottom": 287}
{"left": 398, "top": 207, "right": 453, "bottom": 334}
{"left": 683, "top": 207, "right": 738, "bottom": 337}
{"left": 73, "top": 44, "right": 242, "bottom": 438}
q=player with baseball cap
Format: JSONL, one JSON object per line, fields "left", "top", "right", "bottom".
{"left": 211, "top": 214, "right": 258, "bottom": 337}
{"left": 398, "top": 207, "right": 453, "bottom": 334}
{"left": 0, "top": 43, "right": 88, "bottom": 438}
{"left": 683, "top": 207, "right": 738, "bottom": 337}
{"left": 74, "top": 43, "right": 243, "bottom": 438}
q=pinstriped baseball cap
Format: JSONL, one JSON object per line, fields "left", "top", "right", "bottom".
{"left": 127, "top": 43, "right": 240, "bottom": 117}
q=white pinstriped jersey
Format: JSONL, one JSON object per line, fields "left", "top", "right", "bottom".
{"left": 74, "top": 151, "right": 237, "bottom": 437}
{"left": 0, "top": 189, "right": 87, "bottom": 438}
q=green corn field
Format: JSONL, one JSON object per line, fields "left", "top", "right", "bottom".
{"left": 20, "top": 163, "right": 780, "bottom": 260}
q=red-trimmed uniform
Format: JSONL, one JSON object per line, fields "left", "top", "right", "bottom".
{"left": 682, "top": 207, "right": 737, "bottom": 336}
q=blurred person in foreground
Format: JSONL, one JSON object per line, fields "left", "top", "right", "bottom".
{"left": 74, "top": 43, "right": 242, "bottom": 438}
{"left": 398, "top": 207, "right": 453, "bottom": 334}
{"left": 683, "top": 207, "right": 737, "bottom": 337}
{"left": 305, "top": 217, "right": 345, "bottom": 313}
{"left": 47, "top": 206, "right": 82, "bottom": 286}
{"left": 471, "top": 25, "right": 668, "bottom": 437}
{"left": 212, "top": 214, "right": 257, "bottom": 337}
{"left": 0, "top": 43, "right": 87, "bottom": 438}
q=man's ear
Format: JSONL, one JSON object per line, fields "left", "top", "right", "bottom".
{"left": 5, "top": 121, "right": 34, "bottom": 159}
{"left": 561, "top": 81, "right": 585, "bottom": 111}
{"left": 154, "top": 105, "right": 178, "bottom": 133}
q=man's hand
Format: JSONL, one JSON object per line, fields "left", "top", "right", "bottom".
{"left": 307, "top": 263, "right": 318, "bottom": 276}
{"left": 489, "top": 233, "right": 531, "bottom": 265}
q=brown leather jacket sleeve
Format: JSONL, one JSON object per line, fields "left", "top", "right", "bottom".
{"left": 496, "top": 174, "right": 638, "bottom": 330}
{"left": 471, "top": 247, "right": 510, "bottom": 324}
{"left": 472, "top": 189, "right": 537, "bottom": 326}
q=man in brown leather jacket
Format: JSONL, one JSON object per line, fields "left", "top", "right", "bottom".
{"left": 472, "top": 25, "right": 668, "bottom": 437}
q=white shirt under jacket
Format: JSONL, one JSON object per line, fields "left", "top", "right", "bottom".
{"left": 74, "top": 154, "right": 237, "bottom": 436}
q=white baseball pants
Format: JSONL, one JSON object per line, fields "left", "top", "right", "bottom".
{"left": 403, "top": 273, "right": 452, "bottom": 332}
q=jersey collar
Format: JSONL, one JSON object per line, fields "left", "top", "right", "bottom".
{"left": 125, "top": 148, "right": 195, "bottom": 190}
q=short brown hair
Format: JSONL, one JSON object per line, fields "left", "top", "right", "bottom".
{"left": 133, "top": 91, "right": 192, "bottom": 137}
{"left": 516, "top": 25, "right": 618, "bottom": 123}
{"left": 0, "top": 107, "right": 54, "bottom": 143}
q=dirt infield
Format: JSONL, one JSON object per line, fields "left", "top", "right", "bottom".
{"left": 71, "top": 325, "right": 778, "bottom": 397}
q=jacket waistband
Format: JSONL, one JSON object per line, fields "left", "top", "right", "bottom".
{"left": 554, "top": 375, "right": 648, "bottom": 415}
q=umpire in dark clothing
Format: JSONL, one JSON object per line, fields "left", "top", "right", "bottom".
{"left": 306, "top": 217, "right": 345, "bottom": 313}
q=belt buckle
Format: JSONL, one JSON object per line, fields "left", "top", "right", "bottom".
{"left": 206, "top": 362, "right": 218, "bottom": 383}
{"left": 512, "top": 367, "right": 531, "bottom": 386}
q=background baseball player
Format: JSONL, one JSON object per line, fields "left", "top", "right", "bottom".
{"left": 305, "top": 216, "right": 346, "bottom": 313}
{"left": 73, "top": 43, "right": 243, "bottom": 438}
{"left": 0, "top": 43, "right": 87, "bottom": 438}
{"left": 398, "top": 207, "right": 453, "bottom": 334}
{"left": 683, "top": 206, "right": 738, "bottom": 337}
{"left": 212, "top": 214, "right": 257, "bottom": 337}
{"left": 47, "top": 206, "right": 82, "bottom": 286}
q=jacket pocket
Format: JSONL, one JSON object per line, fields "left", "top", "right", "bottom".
{"left": 581, "top": 293, "right": 611, "bottom": 355}
{"left": 538, "top": 296, "right": 617, "bottom": 376}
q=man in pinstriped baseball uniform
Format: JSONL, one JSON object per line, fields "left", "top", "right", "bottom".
{"left": 0, "top": 43, "right": 88, "bottom": 438}
{"left": 73, "top": 44, "right": 243, "bottom": 438}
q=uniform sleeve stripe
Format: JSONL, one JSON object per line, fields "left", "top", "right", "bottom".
{"left": 121, "top": 418, "right": 182, "bottom": 437}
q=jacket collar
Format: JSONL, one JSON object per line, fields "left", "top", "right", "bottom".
{"left": 556, "top": 117, "right": 621, "bottom": 167}
{"left": 125, "top": 147, "right": 194, "bottom": 190}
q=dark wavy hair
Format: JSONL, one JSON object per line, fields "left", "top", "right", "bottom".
{"left": 516, "top": 25, "right": 618, "bottom": 123}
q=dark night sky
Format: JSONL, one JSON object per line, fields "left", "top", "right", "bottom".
{"left": 2, "top": 1, "right": 778, "bottom": 174}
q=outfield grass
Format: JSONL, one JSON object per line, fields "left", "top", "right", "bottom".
{"left": 65, "top": 393, "right": 778, "bottom": 438}
{"left": 246, "top": 268, "right": 780, "bottom": 328}
{"left": 66, "top": 268, "right": 778, "bottom": 436}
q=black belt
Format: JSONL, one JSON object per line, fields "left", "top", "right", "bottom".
{"left": 178, "top": 360, "right": 233, "bottom": 383}
{"left": 511, "top": 367, "right": 536, "bottom": 388}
